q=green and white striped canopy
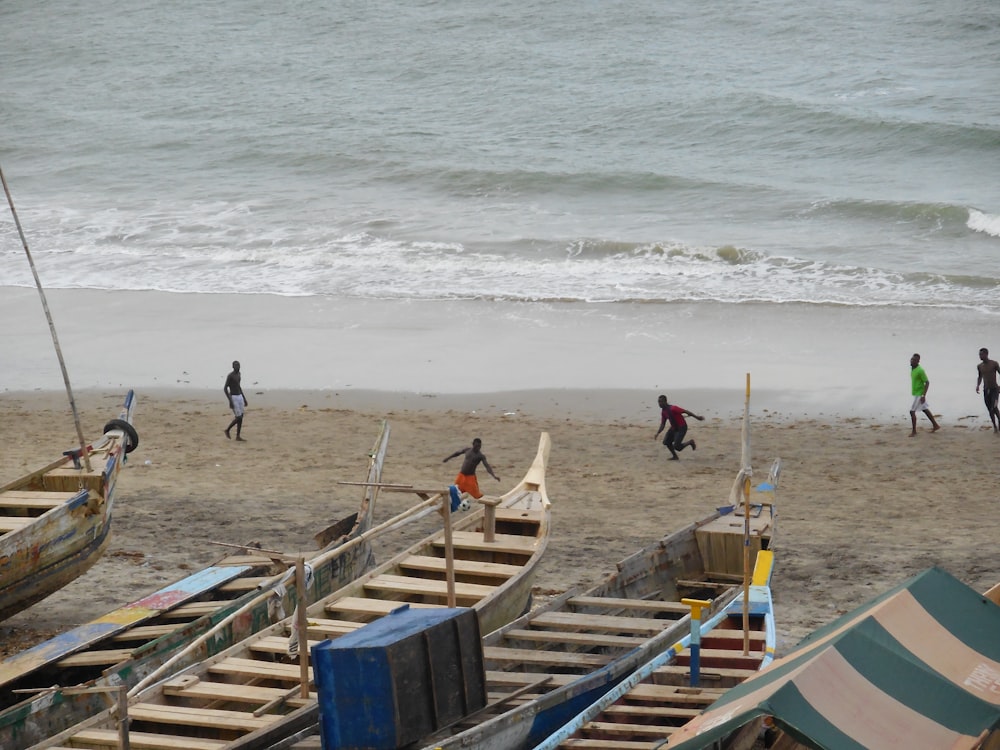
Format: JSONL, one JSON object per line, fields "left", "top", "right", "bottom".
{"left": 667, "top": 567, "right": 1000, "bottom": 750}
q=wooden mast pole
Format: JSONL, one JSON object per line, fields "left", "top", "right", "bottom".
{"left": 0, "top": 163, "right": 92, "bottom": 472}
{"left": 742, "top": 372, "right": 752, "bottom": 655}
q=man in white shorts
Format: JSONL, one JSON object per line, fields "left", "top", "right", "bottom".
{"left": 224, "top": 360, "right": 248, "bottom": 441}
{"left": 909, "top": 353, "right": 940, "bottom": 436}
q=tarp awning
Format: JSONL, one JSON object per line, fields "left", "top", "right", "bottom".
{"left": 666, "top": 567, "right": 1000, "bottom": 750}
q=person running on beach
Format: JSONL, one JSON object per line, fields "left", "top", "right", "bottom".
{"left": 975, "top": 347, "right": 1000, "bottom": 433}
{"left": 443, "top": 438, "right": 499, "bottom": 498}
{"left": 654, "top": 394, "right": 704, "bottom": 460}
{"left": 224, "top": 360, "right": 248, "bottom": 441}
{"left": 909, "top": 353, "right": 940, "bottom": 436}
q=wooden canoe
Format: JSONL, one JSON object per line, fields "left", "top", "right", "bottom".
{"left": 0, "top": 391, "right": 137, "bottom": 624}
{"left": 533, "top": 548, "right": 776, "bottom": 750}
{"left": 35, "top": 431, "right": 552, "bottom": 750}
{"left": 0, "top": 420, "right": 391, "bottom": 750}
{"left": 273, "top": 460, "right": 779, "bottom": 750}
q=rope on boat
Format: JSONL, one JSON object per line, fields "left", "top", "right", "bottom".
{"left": 0, "top": 163, "right": 92, "bottom": 472}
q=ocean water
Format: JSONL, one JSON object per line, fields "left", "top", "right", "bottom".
{"left": 2, "top": 0, "right": 998, "bottom": 317}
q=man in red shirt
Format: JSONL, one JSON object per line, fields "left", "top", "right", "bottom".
{"left": 654, "top": 394, "right": 704, "bottom": 460}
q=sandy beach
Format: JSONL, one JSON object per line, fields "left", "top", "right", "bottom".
{"left": 2, "top": 385, "right": 998, "bottom": 661}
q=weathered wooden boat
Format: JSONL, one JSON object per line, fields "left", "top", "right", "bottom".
{"left": 36, "top": 432, "right": 552, "bottom": 750}
{"left": 255, "top": 447, "right": 778, "bottom": 750}
{"left": 534, "top": 548, "right": 776, "bottom": 750}
{"left": 0, "top": 421, "right": 391, "bottom": 749}
{"left": 0, "top": 391, "right": 137, "bottom": 624}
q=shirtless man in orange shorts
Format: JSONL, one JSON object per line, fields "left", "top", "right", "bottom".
{"left": 443, "top": 438, "right": 500, "bottom": 498}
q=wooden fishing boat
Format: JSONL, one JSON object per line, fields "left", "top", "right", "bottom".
{"left": 0, "top": 421, "right": 391, "bottom": 749}
{"left": 36, "top": 432, "right": 552, "bottom": 750}
{"left": 533, "top": 548, "right": 776, "bottom": 750}
{"left": 255, "top": 451, "right": 779, "bottom": 750}
{"left": 0, "top": 391, "right": 137, "bottom": 624}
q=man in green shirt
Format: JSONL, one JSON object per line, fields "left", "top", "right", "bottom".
{"left": 909, "top": 353, "right": 940, "bottom": 436}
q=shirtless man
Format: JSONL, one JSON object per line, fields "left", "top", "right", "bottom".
{"left": 443, "top": 438, "right": 499, "bottom": 499}
{"left": 224, "top": 360, "right": 248, "bottom": 441}
{"left": 976, "top": 347, "right": 1000, "bottom": 432}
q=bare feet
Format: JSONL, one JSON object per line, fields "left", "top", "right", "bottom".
{"left": 668, "top": 455, "right": 679, "bottom": 461}
{"left": 236, "top": 436, "right": 246, "bottom": 442}
{"left": 931, "top": 426, "right": 940, "bottom": 432}
{"left": 224, "top": 429, "right": 231, "bottom": 439}
{"left": 690, "top": 440, "right": 697, "bottom": 451}
{"left": 909, "top": 431, "right": 917, "bottom": 437}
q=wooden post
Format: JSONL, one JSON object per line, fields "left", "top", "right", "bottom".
{"left": 295, "top": 557, "right": 310, "bottom": 698}
{"left": 742, "top": 372, "right": 752, "bottom": 657}
{"left": 117, "top": 684, "right": 131, "bottom": 750}
{"left": 442, "top": 496, "right": 456, "bottom": 607}
{"left": 682, "top": 598, "right": 712, "bottom": 687}
{"left": 480, "top": 497, "right": 500, "bottom": 543}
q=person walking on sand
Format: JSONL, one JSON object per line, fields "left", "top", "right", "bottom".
{"left": 224, "top": 360, "right": 248, "bottom": 441}
{"left": 654, "top": 394, "right": 704, "bottom": 460}
{"left": 909, "top": 353, "right": 940, "bottom": 436}
{"left": 975, "top": 347, "right": 1000, "bottom": 433}
{"left": 443, "top": 438, "right": 499, "bottom": 499}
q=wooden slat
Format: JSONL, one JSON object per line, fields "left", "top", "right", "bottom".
{"left": 581, "top": 720, "right": 677, "bottom": 738}
{"left": 72, "top": 728, "right": 225, "bottom": 749}
{"left": 567, "top": 596, "right": 689, "bottom": 614}
{"left": 209, "top": 657, "right": 312, "bottom": 682}
{"left": 56, "top": 648, "right": 134, "bottom": 668}
{"left": 493, "top": 507, "right": 544, "bottom": 522}
{"left": 164, "top": 678, "right": 313, "bottom": 706}
{"left": 218, "top": 577, "right": 270, "bottom": 593}
{"left": 249, "top": 635, "right": 322, "bottom": 655}
{"left": 434, "top": 531, "right": 538, "bottom": 555}
{"left": 559, "top": 740, "right": 653, "bottom": 749}
{"left": 111, "top": 624, "right": 181, "bottom": 641}
{"left": 651, "top": 663, "right": 760, "bottom": 681}
{"left": 482, "top": 646, "right": 611, "bottom": 669}
{"left": 363, "top": 574, "right": 496, "bottom": 601}
{"left": 603, "top": 703, "right": 701, "bottom": 720}
{"left": 127, "top": 702, "right": 280, "bottom": 731}
{"left": 303, "top": 618, "right": 365, "bottom": 638}
{"left": 159, "top": 601, "right": 226, "bottom": 619}
{"left": 501, "top": 628, "right": 647, "bottom": 649}
{"left": 530, "top": 611, "right": 674, "bottom": 635}
{"left": 0, "top": 517, "right": 32, "bottom": 532}
{"left": 484, "top": 671, "right": 585, "bottom": 689}
{"left": 619, "top": 683, "right": 726, "bottom": 704}
{"left": 325, "top": 596, "right": 441, "bottom": 617}
{"left": 0, "top": 490, "right": 76, "bottom": 509}
{"left": 398, "top": 555, "right": 522, "bottom": 579}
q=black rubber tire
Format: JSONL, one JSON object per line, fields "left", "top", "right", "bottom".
{"left": 103, "top": 418, "right": 139, "bottom": 454}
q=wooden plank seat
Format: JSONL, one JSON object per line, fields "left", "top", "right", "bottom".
{"left": 398, "top": 554, "right": 522, "bottom": 579}
{"left": 580, "top": 720, "right": 678, "bottom": 738}
{"left": 434, "top": 531, "right": 538, "bottom": 555}
{"left": 208, "top": 657, "right": 311, "bottom": 682}
{"left": 218, "top": 577, "right": 271, "bottom": 593}
{"left": 482, "top": 646, "right": 612, "bottom": 669}
{"left": 675, "top": 578, "right": 738, "bottom": 591}
{"left": 324, "top": 596, "right": 441, "bottom": 618}
{"left": 700, "top": 629, "right": 767, "bottom": 647}
{"left": 158, "top": 601, "right": 227, "bottom": 619}
{"left": 363, "top": 574, "right": 496, "bottom": 602}
{"left": 651, "top": 663, "right": 760, "bottom": 681}
{"left": 0, "top": 517, "right": 32, "bottom": 532}
{"left": 250, "top": 635, "right": 322, "bottom": 656}
{"left": 70, "top": 728, "right": 225, "bottom": 749}
{"left": 484, "top": 671, "right": 586, "bottom": 689}
{"left": 674, "top": 647, "right": 764, "bottom": 669}
{"left": 112, "top": 624, "right": 182, "bottom": 641}
{"left": 567, "top": 596, "right": 690, "bottom": 614}
{"left": 0, "top": 490, "right": 77, "bottom": 509}
{"left": 618, "top": 683, "right": 725, "bottom": 704}
{"left": 501, "top": 628, "right": 648, "bottom": 650}
{"left": 56, "top": 648, "right": 135, "bottom": 668}
{"left": 493, "top": 507, "right": 544, "bottom": 523}
{"left": 603, "top": 703, "right": 702, "bottom": 720}
{"left": 126, "top": 702, "right": 281, "bottom": 732}
{"left": 560, "top": 739, "right": 659, "bottom": 749}
{"left": 529, "top": 611, "right": 677, "bottom": 636}
{"left": 303, "top": 618, "right": 365, "bottom": 639}
{"left": 164, "top": 676, "right": 313, "bottom": 706}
